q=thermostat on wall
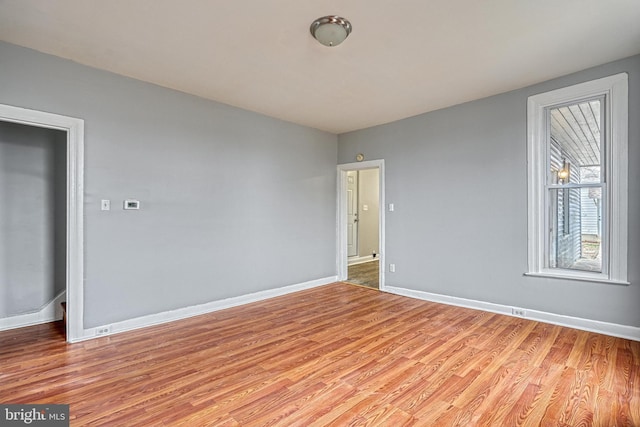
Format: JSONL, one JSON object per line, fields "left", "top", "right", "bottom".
{"left": 123, "top": 200, "right": 140, "bottom": 210}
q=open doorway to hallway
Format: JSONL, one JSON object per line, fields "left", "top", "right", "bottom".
{"left": 337, "top": 160, "right": 384, "bottom": 290}
{"left": 0, "top": 104, "right": 84, "bottom": 342}
{"left": 0, "top": 121, "right": 67, "bottom": 338}
{"left": 346, "top": 169, "right": 380, "bottom": 288}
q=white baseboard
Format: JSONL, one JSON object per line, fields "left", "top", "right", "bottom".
{"left": 385, "top": 285, "right": 640, "bottom": 342}
{"left": 0, "top": 291, "right": 66, "bottom": 331}
{"left": 74, "top": 276, "right": 337, "bottom": 342}
{"left": 348, "top": 255, "right": 378, "bottom": 266}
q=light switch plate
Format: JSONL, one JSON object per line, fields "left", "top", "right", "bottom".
{"left": 101, "top": 200, "right": 110, "bottom": 211}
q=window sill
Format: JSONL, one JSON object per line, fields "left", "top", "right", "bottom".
{"left": 524, "top": 272, "right": 630, "bottom": 286}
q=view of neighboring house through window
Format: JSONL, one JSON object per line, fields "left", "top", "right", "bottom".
{"left": 547, "top": 97, "right": 604, "bottom": 273}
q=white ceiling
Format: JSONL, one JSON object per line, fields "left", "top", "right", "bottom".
{"left": 1, "top": 1, "right": 639, "bottom": 134}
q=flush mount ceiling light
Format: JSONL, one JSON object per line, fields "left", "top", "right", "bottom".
{"left": 310, "top": 16, "right": 352, "bottom": 47}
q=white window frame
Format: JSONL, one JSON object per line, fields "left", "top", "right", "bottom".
{"left": 526, "top": 73, "right": 628, "bottom": 285}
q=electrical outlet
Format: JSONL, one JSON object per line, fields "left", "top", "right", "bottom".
{"left": 511, "top": 308, "right": 526, "bottom": 317}
{"left": 96, "top": 326, "right": 111, "bottom": 336}
{"left": 389, "top": 263, "right": 396, "bottom": 273}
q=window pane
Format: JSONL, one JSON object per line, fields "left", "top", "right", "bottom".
{"left": 549, "top": 188, "right": 602, "bottom": 272}
{"left": 548, "top": 99, "right": 602, "bottom": 184}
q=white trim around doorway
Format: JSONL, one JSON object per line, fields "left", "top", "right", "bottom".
{"left": 337, "top": 160, "right": 385, "bottom": 290}
{"left": 0, "top": 104, "right": 85, "bottom": 343}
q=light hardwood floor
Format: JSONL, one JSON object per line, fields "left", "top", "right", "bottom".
{"left": 1, "top": 283, "right": 639, "bottom": 426}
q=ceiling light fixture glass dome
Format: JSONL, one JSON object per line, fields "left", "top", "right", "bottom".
{"left": 310, "top": 16, "right": 352, "bottom": 47}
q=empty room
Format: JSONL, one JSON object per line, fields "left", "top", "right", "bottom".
{"left": 1, "top": 1, "right": 639, "bottom": 426}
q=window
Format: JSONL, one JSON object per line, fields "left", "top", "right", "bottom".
{"left": 527, "top": 74, "right": 628, "bottom": 284}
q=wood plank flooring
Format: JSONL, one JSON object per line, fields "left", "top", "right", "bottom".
{"left": 348, "top": 261, "right": 379, "bottom": 289}
{"left": 1, "top": 283, "right": 639, "bottom": 426}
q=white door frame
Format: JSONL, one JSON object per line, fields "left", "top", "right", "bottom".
{"left": 0, "top": 104, "right": 84, "bottom": 342}
{"left": 337, "top": 160, "right": 385, "bottom": 290}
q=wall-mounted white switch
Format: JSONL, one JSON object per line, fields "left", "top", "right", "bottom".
{"left": 389, "top": 203, "right": 394, "bottom": 212}
{"left": 101, "top": 200, "right": 110, "bottom": 211}
{"left": 363, "top": 204, "right": 369, "bottom": 211}
{"left": 389, "top": 263, "right": 396, "bottom": 272}
{"left": 123, "top": 200, "right": 140, "bottom": 210}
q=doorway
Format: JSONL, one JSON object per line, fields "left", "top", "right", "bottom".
{"left": 337, "top": 160, "right": 385, "bottom": 290}
{"left": 0, "top": 104, "right": 84, "bottom": 342}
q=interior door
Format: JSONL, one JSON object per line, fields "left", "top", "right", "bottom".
{"left": 347, "top": 171, "right": 359, "bottom": 257}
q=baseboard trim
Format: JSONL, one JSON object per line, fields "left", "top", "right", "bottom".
{"left": 348, "top": 255, "right": 377, "bottom": 266}
{"left": 385, "top": 285, "right": 640, "bottom": 342}
{"left": 0, "top": 291, "right": 66, "bottom": 331}
{"left": 73, "top": 276, "right": 337, "bottom": 342}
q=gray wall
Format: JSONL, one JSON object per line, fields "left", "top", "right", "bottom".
{"left": 358, "top": 169, "right": 379, "bottom": 257}
{"left": 339, "top": 55, "right": 640, "bottom": 328}
{"left": 0, "top": 121, "right": 66, "bottom": 317}
{"left": 0, "top": 42, "right": 337, "bottom": 328}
